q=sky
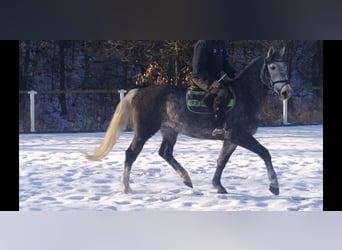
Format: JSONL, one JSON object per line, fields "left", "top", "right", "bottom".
{"left": 19, "top": 124, "right": 323, "bottom": 211}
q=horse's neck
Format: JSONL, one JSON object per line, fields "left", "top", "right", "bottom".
{"left": 235, "top": 56, "right": 267, "bottom": 102}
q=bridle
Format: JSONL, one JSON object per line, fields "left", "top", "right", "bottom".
{"left": 260, "top": 58, "right": 290, "bottom": 96}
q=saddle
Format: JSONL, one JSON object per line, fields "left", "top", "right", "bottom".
{"left": 186, "top": 85, "right": 236, "bottom": 115}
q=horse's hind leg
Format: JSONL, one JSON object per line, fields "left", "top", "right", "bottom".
{"left": 231, "top": 129, "right": 279, "bottom": 195}
{"left": 123, "top": 133, "right": 153, "bottom": 193}
{"left": 212, "top": 141, "right": 237, "bottom": 194}
{"left": 159, "top": 128, "right": 193, "bottom": 189}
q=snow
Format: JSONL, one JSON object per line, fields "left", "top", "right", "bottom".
{"left": 19, "top": 124, "right": 323, "bottom": 211}
{"left": 6, "top": 123, "right": 342, "bottom": 249}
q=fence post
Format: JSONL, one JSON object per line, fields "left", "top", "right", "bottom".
{"left": 118, "top": 89, "right": 127, "bottom": 101}
{"left": 117, "top": 89, "right": 128, "bottom": 130}
{"left": 28, "top": 90, "right": 37, "bottom": 132}
{"left": 282, "top": 99, "right": 290, "bottom": 125}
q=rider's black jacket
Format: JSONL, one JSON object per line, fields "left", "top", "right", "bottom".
{"left": 191, "top": 40, "right": 236, "bottom": 89}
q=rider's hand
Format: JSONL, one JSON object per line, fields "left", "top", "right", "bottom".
{"left": 211, "top": 81, "right": 221, "bottom": 89}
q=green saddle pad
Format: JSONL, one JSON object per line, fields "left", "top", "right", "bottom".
{"left": 186, "top": 87, "right": 236, "bottom": 115}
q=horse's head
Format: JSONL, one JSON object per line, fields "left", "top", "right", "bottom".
{"left": 261, "top": 46, "right": 293, "bottom": 100}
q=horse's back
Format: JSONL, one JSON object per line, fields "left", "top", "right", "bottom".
{"left": 131, "top": 85, "right": 206, "bottom": 134}
{"left": 130, "top": 85, "right": 185, "bottom": 131}
{"left": 132, "top": 85, "right": 185, "bottom": 109}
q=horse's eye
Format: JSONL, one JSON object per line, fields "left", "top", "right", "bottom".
{"left": 269, "top": 64, "right": 276, "bottom": 70}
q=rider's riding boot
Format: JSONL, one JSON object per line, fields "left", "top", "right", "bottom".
{"left": 212, "top": 96, "right": 227, "bottom": 136}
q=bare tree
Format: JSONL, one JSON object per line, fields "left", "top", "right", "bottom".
{"left": 58, "top": 41, "right": 67, "bottom": 118}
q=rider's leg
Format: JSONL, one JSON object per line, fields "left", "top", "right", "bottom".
{"left": 211, "top": 88, "right": 228, "bottom": 136}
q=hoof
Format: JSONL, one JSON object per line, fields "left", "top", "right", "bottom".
{"left": 213, "top": 181, "right": 228, "bottom": 194}
{"left": 123, "top": 188, "right": 133, "bottom": 194}
{"left": 184, "top": 180, "right": 193, "bottom": 188}
{"left": 269, "top": 186, "right": 279, "bottom": 195}
{"left": 217, "top": 188, "right": 228, "bottom": 194}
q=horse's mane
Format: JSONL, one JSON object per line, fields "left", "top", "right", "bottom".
{"left": 230, "top": 55, "right": 264, "bottom": 82}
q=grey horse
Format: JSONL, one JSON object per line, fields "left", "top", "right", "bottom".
{"left": 86, "top": 46, "right": 293, "bottom": 195}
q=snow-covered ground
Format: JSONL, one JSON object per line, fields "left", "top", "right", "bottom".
{"left": 19, "top": 125, "right": 322, "bottom": 211}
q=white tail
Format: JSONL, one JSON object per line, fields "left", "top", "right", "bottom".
{"left": 85, "top": 89, "right": 139, "bottom": 161}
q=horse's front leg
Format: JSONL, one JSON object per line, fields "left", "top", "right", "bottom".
{"left": 212, "top": 141, "right": 237, "bottom": 194}
{"left": 231, "top": 129, "right": 279, "bottom": 195}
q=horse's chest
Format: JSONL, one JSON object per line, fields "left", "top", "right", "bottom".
{"left": 227, "top": 103, "right": 259, "bottom": 126}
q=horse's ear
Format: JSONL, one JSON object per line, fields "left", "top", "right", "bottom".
{"left": 266, "top": 46, "right": 275, "bottom": 61}
{"left": 279, "top": 46, "right": 285, "bottom": 58}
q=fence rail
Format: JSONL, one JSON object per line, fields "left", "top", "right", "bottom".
{"left": 20, "top": 89, "right": 127, "bottom": 132}
{"left": 18, "top": 86, "right": 322, "bottom": 95}
{"left": 19, "top": 89, "right": 120, "bottom": 94}
{"left": 19, "top": 86, "right": 322, "bottom": 132}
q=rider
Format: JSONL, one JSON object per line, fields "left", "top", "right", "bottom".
{"left": 191, "top": 40, "right": 237, "bottom": 136}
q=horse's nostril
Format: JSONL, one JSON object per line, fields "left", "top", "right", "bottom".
{"left": 280, "top": 91, "right": 288, "bottom": 100}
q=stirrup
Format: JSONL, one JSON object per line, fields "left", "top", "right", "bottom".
{"left": 212, "top": 127, "right": 226, "bottom": 136}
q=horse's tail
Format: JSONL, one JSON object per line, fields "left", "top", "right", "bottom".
{"left": 85, "top": 88, "right": 139, "bottom": 161}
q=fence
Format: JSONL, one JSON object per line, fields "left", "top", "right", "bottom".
{"left": 19, "top": 89, "right": 127, "bottom": 132}
{"left": 19, "top": 86, "right": 322, "bottom": 133}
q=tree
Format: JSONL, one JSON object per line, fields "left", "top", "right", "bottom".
{"left": 58, "top": 41, "right": 67, "bottom": 118}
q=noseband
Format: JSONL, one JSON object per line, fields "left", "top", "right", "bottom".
{"left": 260, "top": 58, "right": 289, "bottom": 96}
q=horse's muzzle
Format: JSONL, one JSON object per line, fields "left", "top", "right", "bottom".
{"left": 280, "top": 84, "right": 293, "bottom": 100}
